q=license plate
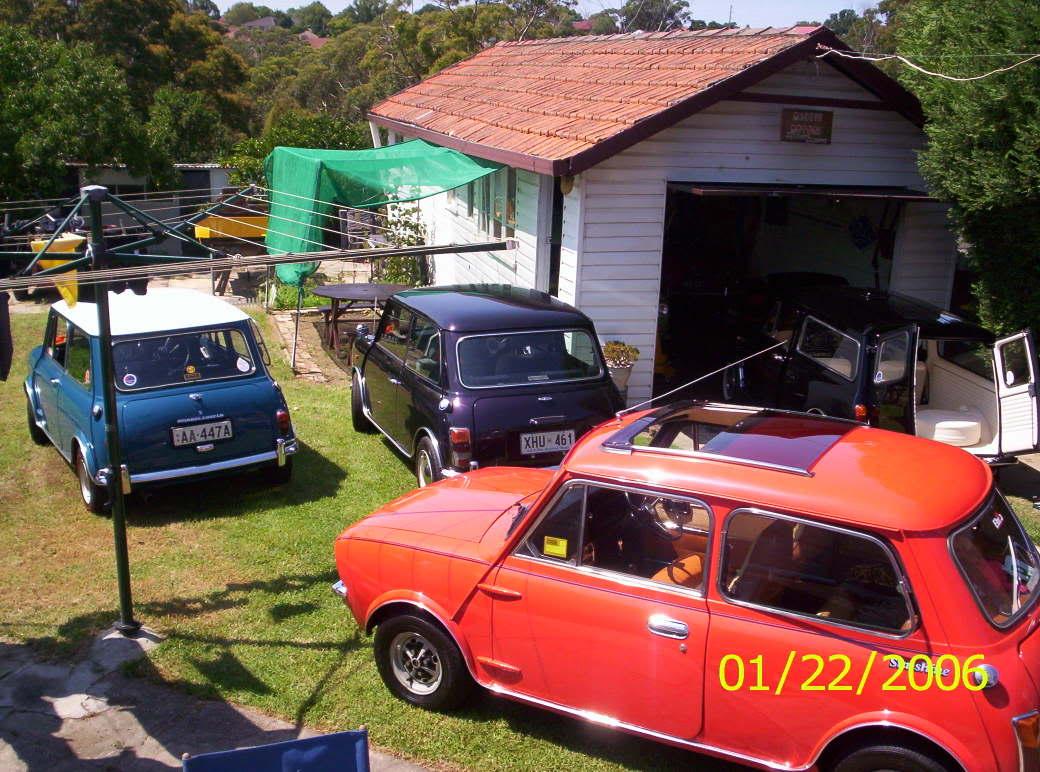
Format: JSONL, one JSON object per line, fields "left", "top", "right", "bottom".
{"left": 520, "top": 429, "right": 575, "bottom": 455}
{"left": 171, "top": 420, "right": 233, "bottom": 447}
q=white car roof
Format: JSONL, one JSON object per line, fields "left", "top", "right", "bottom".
{"left": 53, "top": 288, "right": 250, "bottom": 337}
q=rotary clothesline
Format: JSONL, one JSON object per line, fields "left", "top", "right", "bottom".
{"left": 0, "top": 240, "right": 515, "bottom": 292}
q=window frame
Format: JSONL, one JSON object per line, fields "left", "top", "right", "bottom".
{"left": 403, "top": 312, "right": 443, "bottom": 386}
{"left": 454, "top": 327, "right": 605, "bottom": 390}
{"left": 112, "top": 326, "right": 258, "bottom": 393}
{"left": 374, "top": 302, "right": 413, "bottom": 362}
{"left": 874, "top": 329, "right": 911, "bottom": 385}
{"left": 512, "top": 477, "right": 715, "bottom": 600}
{"left": 718, "top": 507, "right": 919, "bottom": 639}
{"left": 63, "top": 323, "right": 93, "bottom": 389}
{"left": 795, "top": 315, "right": 862, "bottom": 382}
{"left": 46, "top": 311, "right": 69, "bottom": 368}
{"left": 937, "top": 339, "right": 994, "bottom": 381}
{"left": 949, "top": 489, "right": 1040, "bottom": 630}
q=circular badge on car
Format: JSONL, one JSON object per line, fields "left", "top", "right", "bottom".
{"left": 236, "top": 357, "right": 250, "bottom": 373}
{"left": 122, "top": 373, "right": 137, "bottom": 387}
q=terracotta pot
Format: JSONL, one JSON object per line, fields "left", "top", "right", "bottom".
{"left": 608, "top": 364, "right": 632, "bottom": 389}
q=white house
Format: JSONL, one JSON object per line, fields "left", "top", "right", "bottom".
{"left": 367, "top": 26, "right": 960, "bottom": 405}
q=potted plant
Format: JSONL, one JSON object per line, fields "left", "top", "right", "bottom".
{"left": 602, "top": 340, "right": 640, "bottom": 390}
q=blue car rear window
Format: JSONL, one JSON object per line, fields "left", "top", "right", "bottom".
{"left": 113, "top": 329, "right": 255, "bottom": 391}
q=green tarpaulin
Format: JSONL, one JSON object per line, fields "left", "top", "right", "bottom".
{"left": 264, "top": 140, "right": 501, "bottom": 287}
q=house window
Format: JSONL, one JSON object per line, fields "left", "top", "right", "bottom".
{"left": 473, "top": 170, "right": 517, "bottom": 238}
{"left": 466, "top": 181, "right": 474, "bottom": 217}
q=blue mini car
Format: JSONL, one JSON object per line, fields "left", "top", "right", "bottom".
{"left": 25, "top": 288, "right": 297, "bottom": 512}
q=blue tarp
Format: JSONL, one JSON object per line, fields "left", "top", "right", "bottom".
{"left": 182, "top": 729, "right": 370, "bottom": 772}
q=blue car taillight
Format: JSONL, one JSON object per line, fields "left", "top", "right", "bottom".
{"left": 275, "top": 408, "right": 291, "bottom": 435}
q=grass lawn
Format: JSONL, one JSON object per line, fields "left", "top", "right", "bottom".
{"left": 1, "top": 308, "right": 728, "bottom": 771}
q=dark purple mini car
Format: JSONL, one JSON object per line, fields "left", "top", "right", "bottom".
{"left": 350, "top": 284, "right": 623, "bottom": 486}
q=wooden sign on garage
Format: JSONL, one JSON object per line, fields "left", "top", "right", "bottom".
{"left": 781, "top": 108, "right": 833, "bottom": 144}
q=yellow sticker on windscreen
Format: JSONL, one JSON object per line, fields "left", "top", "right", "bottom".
{"left": 543, "top": 536, "right": 568, "bottom": 559}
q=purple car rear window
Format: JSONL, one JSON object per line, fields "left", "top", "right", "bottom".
{"left": 608, "top": 404, "right": 857, "bottom": 475}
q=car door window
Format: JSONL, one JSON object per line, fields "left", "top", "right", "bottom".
{"left": 797, "top": 316, "right": 860, "bottom": 381}
{"left": 48, "top": 314, "right": 69, "bottom": 367}
{"left": 998, "top": 336, "right": 1032, "bottom": 389}
{"left": 377, "top": 304, "right": 412, "bottom": 361}
{"left": 517, "top": 484, "right": 585, "bottom": 564}
{"left": 582, "top": 486, "right": 711, "bottom": 593}
{"left": 875, "top": 330, "right": 909, "bottom": 384}
{"left": 64, "top": 325, "right": 91, "bottom": 386}
{"left": 405, "top": 315, "right": 441, "bottom": 384}
{"left": 721, "top": 511, "right": 913, "bottom": 634}
{"left": 517, "top": 482, "right": 712, "bottom": 593}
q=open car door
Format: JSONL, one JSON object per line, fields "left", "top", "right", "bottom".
{"left": 872, "top": 325, "right": 918, "bottom": 434}
{"left": 994, "top": 330, "right": 1039, "bottom": 455}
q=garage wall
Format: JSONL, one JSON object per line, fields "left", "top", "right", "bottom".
{"left": 423, "top": 169, "right": 541, "bottom": 288}
{"left": 577, "top": 59, "right": 944, "bottom": 405}
{"left": 888, "top": 202, "right": 959, "bottom": 307}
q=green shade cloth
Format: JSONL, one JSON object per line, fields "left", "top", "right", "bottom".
{"left": 264, "top": 140, "right": 501, "bottom": 286}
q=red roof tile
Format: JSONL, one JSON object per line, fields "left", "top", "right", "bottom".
{"left": 370, "top": 26, "right": 922, "bottom": 175}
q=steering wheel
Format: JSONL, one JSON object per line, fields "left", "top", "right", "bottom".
{"left": 153, "top": 337, "right": 187, "bottom": 364}
{"left": 625, "top": 492, "right": 685, "bottom": 541}
{"left": 484, "top": 336, "right": 510, "bottom": 356}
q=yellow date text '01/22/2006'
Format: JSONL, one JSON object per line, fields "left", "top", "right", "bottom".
{"left": 717, "top": 652, "right": 989, "bottom": 696}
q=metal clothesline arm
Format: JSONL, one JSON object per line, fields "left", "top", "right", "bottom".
{"left": 18, "top": 196, "right": 87, "bottom": 275}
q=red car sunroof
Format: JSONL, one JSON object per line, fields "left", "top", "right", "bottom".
{"left": 604, "top": 403, "right": 857, "bottom": 475}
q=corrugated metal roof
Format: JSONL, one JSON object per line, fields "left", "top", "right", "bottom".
{"left": 369, "top": 26, "right": 922, "bottom": 176}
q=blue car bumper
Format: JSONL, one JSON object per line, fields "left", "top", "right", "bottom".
{"left": 113, "top": 438, "right": 298, "bottom": 486}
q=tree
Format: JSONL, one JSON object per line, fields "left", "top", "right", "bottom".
{"left": 588, "top": 11, "right": 616, "bottom": 34}
{"left": 0, "top": 26, "right": 149, "bottom": 199}
{"left": 689, "top": 19, "right": 736, "bottom": 30}
{"left": 145, "top": 86, "right": 231, "bottom": 177}
{"left": 185, "top": 0, "right": 220, "bottom": 18}
{"left": 897, "top": 0, "right": 1040, "bottom": 332}
{"left": 605, "top": 0, "right": 690, "bottom": 33}
{"left": 224, "top": 2, "right": 261, "bottom": 24}
{"left": 823, "top": 8, "right": 858, "bottom": 37}
{"left": 290, "top": 1, "right": 332, "bottom": 35}
{"left": 223, "top": 109, "right": 370, "bottom": 185}
{"left": 331, "top": 0, "right": 389, "bottom": 30}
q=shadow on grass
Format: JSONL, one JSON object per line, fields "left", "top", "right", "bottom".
{"left": 8, "top": 570, "right": 349, "bottom": 660}
{"left": 125, "top": 440, "right": 346, "bottom": 526}
{"left": 998, "top": 459, "right": 1040, "bottom": 501}
{"left": 456, "top": 692, "right": 737, "bottom": 771}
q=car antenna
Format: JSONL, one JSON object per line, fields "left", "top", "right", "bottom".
{"left": 615, "top": 339, "right": 789, "bottom": 419}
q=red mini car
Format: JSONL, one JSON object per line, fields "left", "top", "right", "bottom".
{"left": 333, "top": 402, "right": 1040, "bottom": 772}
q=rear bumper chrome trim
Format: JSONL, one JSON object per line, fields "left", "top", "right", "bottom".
{"left": 129, "top": 439, "right": 298, "bottom": 483}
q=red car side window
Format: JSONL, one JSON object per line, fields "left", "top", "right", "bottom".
{"left": 518, "top": 485, "right": 584, "bottom": 564}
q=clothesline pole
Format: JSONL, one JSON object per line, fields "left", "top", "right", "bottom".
{"left": 292, "top": 284, "right": 303, "bottom": 371}
{"left": 85, "top": 184, "right": 140, "bottom": 637}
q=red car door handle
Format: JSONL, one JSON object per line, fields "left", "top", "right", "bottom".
{"left": 647, "top": 614, "right": 688, "bottom": 639}
{"left": 477, "top": 583, "right": 523, "bottom": 600}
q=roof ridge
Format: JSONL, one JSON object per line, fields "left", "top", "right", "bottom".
{"left": 496, "top": 25, "right": 822, "bottom": 48}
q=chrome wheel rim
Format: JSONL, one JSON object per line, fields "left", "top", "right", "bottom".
{"left": 77, "top": 459, "right": 92, "bottom": 505}
{"left": 389, "top": 631, "right": 442, "bottom": 695}
{"left": 417, "top": 450, "right": 433, "bottom": 487}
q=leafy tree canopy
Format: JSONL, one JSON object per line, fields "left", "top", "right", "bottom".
{"left": 0, "top": 25, "right": 148, "bottom": 200}
{"left": 223, "top": 109, "right": 370, "bottom": 185}
{"left": 896, "top": 0, "right": 1040, "bottom": 331}
{"left": 290, "top": 1, "right": 332, "bottom": 35}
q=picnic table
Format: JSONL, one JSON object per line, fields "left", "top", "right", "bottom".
{"left": 312, "top": 282, "right": 409, "bottom": 358}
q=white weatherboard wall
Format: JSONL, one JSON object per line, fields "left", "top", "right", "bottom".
{"left": 422, "top": 169, "right": 541, "bottom": 288}
{"left": 577, "top": 59, "right": 957, "bottom": 404}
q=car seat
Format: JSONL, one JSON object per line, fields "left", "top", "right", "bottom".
{"left": 915, "top": 406, "right": 984, "bottom": 447}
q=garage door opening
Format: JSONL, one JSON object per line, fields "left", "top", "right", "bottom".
{"left": 654, "top": 182, "right": 930, "bottom": 396}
